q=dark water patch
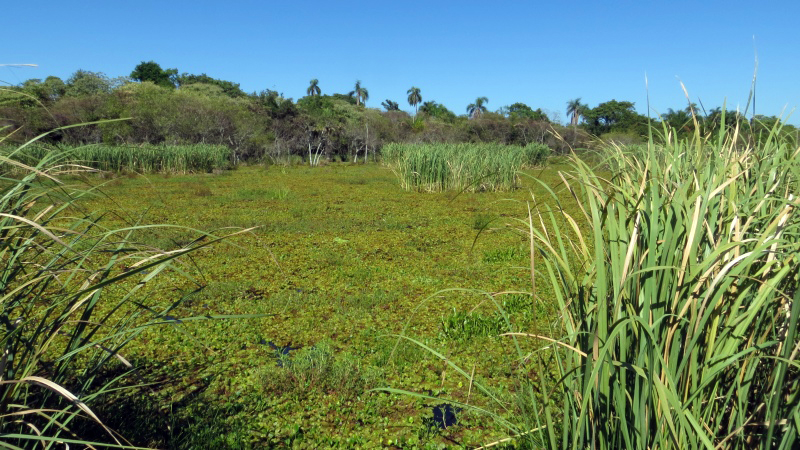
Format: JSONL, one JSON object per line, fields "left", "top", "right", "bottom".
{"left": 264, "top": 341, "right": 299, "bottom": 366}
{"left": 425, "top": 403, "right": 461, "bottom": 429}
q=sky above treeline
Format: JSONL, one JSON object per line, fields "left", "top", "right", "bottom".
{"left": 3, "top": 0, "right": 799, "bottom": 124}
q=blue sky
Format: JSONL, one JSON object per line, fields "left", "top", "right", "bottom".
{"left": 4, "top": 1, "right": 799, "bottom": 124}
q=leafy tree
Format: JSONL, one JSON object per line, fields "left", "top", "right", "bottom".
{"left": 41, "top": 76, "right": 67, "bottom": 102}
{"left": 130, "top": 61, "right": 178, "bottom": 89}
{"left": 253, "top": 89, "right": 295, "bottom": 118}
{"left": 381, "top": 99, "right": 400, "bottom": 111}
{"left": 65, "top": 70, "right": 114, "bottom": 97}
{"left": 307, "top": 78, "right": 321, "bottom": 97}
{"left": 407, "top": 87, "right": 422, "bottom": 114}
{"left": 176, "top": 73, "right": 245, "bottom": 97}
{"left": 566, "top": 98, "right": 587, "bottom": 127}
{"left": 583, "top": 99, "right": 648, "bottom": 135}
{"left": 500, "top": 102, "right": 549, "bottom": 122}
{"left": 704, "top": 107, "right": 746, "bottom": 134}
{"left": 467, "top": 96, "right": 488, "bottom": 119}
{"left": 332, "top": 93, "right": 358, "bottom": 105}
{"left": 662, "top": 108, "right": 694, "bottom": 133}
{"left": 348, "top": 80, "right": 368, "bottom": 106}
{"left": 419, "top": 101, "right": 456, "bottom": 122}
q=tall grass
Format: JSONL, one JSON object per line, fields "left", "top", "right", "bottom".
{"left": 510, "top": 119, "right": 800, "bottom": 448}
{"left": 382, "top": 142, "right": 549, "bottom": 192}
{"left": 1, "top": 142, "right": 232, "bottom": 174}
{"left": 380, "top": 120, "right": 800, "bottom": 449}
{"left": 0, "top": 131, "right": 248, "bottom": 447}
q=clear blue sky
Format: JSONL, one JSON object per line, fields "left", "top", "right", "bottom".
{"left": 4, "top": 0, "right": 799, "bottom": 124}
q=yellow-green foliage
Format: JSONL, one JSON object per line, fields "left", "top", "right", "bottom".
{"left": 383, "top": 142, "right": 548, "bottom": 192}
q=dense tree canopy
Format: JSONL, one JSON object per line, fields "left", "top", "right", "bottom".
{"left": 176, "top": 73, "right": 246, "bottom": 97}
{"left": 582, "top": 99, "right": 649, "bottom": 135}
{"left": 130, "top": 61, "right": 178, "bottom": 89}
{"left": 499, "top": 103, "right": 549, "bottom": 122}
{"left": 419, "top": 101, "right": 456, "bottom": 122}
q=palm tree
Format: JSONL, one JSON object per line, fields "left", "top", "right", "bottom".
{"left": 467, "top": 96, "right": 488, "bottom": 119}
{"left": 407, "top": 86, "right": 422, "bottom": 114}
{"left": 381, "top": 99, "right": 400, "bottom": 111}
{"left": 566, "top": 98, "right": 586, "bottom": 127}
{"left": 307, "top": 78, "right": 321, "bottom": 97}
{"left": 349, "top": 80, "right": 369, "bottom": 106}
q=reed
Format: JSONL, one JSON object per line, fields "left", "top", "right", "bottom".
{"left": 512, "top": 118, "right": 800, "bottom": 448}
{"left": 380, "top": 119, "right": 800, "bottom": 449}
{"left": 382, "top": 142, "right": 548, "bottom": 192}
{"left": 1, "top": 142, "right": 232, "bottom": 174}
{"left": 0, "top": 130, "right": 247, "bottom": 447}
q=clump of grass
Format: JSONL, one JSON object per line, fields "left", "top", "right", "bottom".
{"left": 513, "top": 119, "right": 800, "bottom": 448}
{"left": 2, "top": 142, "right": 232, "bottom": 174}
{"left": 441, "top": 309, "right": 505, "bottom": 341}
{"left": 187, "top": 182, "right": 213, "bottom": 197}
{"left": 522, "top": 142, "right": 551, "bottom": 166}
{"left": 0, "top": 131, "right": 246, "bottom": 447}
{"left": 259, "top": 340, "right": 383, "bottom": 400}
{"left": 266, "top": 186, "right": 291, "bottom": 200}
{"left": 380, "top": 117, "right": 800, "bottom": 449}
{"left": 472, "top": 213, "right": 495, "bottom": 230}
{"left": 383, "top": 142, "right": 547, "bottom": 192}
{"left": 482, "top": 246, "right": 526, "bottom": 263}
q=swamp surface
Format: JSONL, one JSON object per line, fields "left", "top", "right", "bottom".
{"left": 80, "top": 162, "right": 583, "bottom": 448}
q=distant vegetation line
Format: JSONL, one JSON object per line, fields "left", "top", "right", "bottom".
{"left": 1, "top": 61, "right": 796, "bottom": 165}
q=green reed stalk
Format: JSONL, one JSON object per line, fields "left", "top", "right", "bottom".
{"left": 0, "top": 130, "right": 251, "bottom": 447}
{"left": 382, "top": 142, "right": 546, "bottom": 192}
{"left": 1, "top": 143, "right": 232, "bottom": 174}
{"left": 520, "top": 118, "right": 800, "bottom": 449}
{"left": 378, "top": 119, "right": 799, "bottom": 450}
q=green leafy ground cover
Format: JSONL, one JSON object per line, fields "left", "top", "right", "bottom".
{"left": 74, "top": 162, "right": 583, "bottom": 448}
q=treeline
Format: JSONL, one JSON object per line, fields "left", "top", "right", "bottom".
{"left": 1, "top": 62, "right": 796, "bottom": 163}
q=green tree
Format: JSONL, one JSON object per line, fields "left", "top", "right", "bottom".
{"left": 65, "top": 70, "right": 113, "bottom": 97}
{"left": 41, "top": 76, "right": 66, "bottom": 102}
{"left": 566, "top": 98, "right": 587, "bottom": 127}
{"left": 583, "top": 99, "right": 647, "bottom": 135}
{"left": 176, "top": 73, "right": 245, "bottom": 97}
{"left": 349, "top": 80, "right": 369, "bottom": 106}
{"left": 500, "top": 102, "right": 549, "bottom": 121}
{"left": 307, "top": 78, "right": 321, "bottom": 97}
{"left": 381, "top": 99, "right": 400, "bottom": 111}
{"left": 467, "top": 96, "right": 488, "bottom": 119}
{"left": 419, "top": 101, "right": 456, "bottom": 122}
{"left": 662, "top": 108, "right": 693, "bottom": 133}
{"left": 130, "top": 61, "right": 178, "bottom": 89}
{"left": 407, "top": 86, "right": 422, "bottom": 114}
